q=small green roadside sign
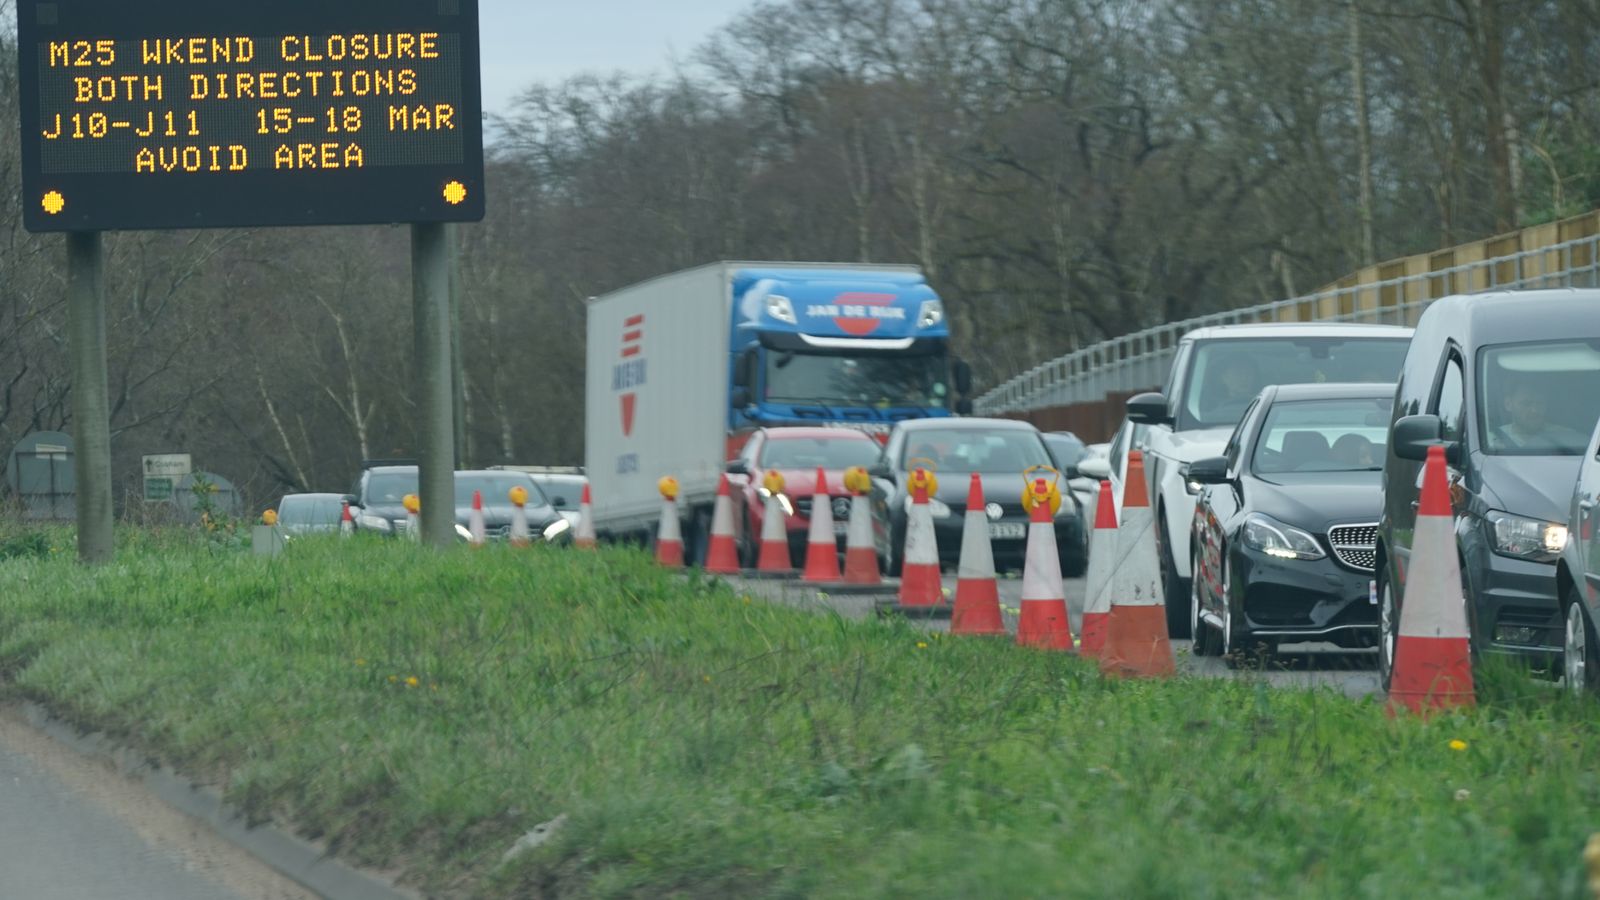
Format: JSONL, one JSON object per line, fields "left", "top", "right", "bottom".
{"left": 144, "top": 477, "right": 173, "bottom": 502}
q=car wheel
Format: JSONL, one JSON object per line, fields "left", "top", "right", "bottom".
{"left": 1378, "top": 566, "right": 1398, "bottom": 692}
{"left": 1191, "top": 555, "right": 1222, "bottom": 657}
{"left": 1158, "top": 515, "right": 1192, "bottom": 639}
{"left": 887, "top": 520, "right": 905, "bottom": 577}
{"left": 738, "top": 513, "right": 758, "bottom": 568}
{"left": 1221, "top": 560, "right": 1264, "bottom": 669}
{"left": 1564, "top": 585, "right": 1599, "bottom": 697}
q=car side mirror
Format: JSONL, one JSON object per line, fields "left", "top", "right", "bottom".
{"left": 1187, "top": 456, "right": 1230, "bottom": 486}
{"left": 1064, "top": 464, "right": 1081, "bottom": 479}
{"left": 726, "top": 459, "right": 750, "bottom": 476}
{"left": 1076, "top": 457, "right": 1111, "bottom": 480}
{"left": 551, "top": 496, "right": 568, "bottom": 509}
{"left": 953, "top": 359, "right": 973, "bottom": 396}
{"left": 955, "top": 398, "right": 974, "bottom": 416}
{"left": 1127, "top": 392, "right": 1173, "bottom": 426}
{"left": 1392, "top": 414, "right": 1461, "bottom": 464}
{"left": 869, "top": 462, "right": 892, "bottom": 479}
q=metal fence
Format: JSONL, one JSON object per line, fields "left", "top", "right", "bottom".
{"left": 975, "top": 230, "right": 1600, "bottom": 415}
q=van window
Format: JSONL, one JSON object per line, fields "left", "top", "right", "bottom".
{"left": 1478, "top": 340, "right": 1600, "bottom": 456}
{"left": 1435, "top": 356, "right": 1466, "bottom": 443}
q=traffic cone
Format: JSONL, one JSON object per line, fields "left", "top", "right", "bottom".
{"left": 755, "top": 490, "right": 795, "bottom": 576}
{"left": 842, "top": 487, "right": 880, "bottom": 586}
{"left": 803, "top": 468, "right": 842, "bottom": 582}
{"left": 1016, "top": 478, "right": 1073, "bottom": 650}
{"left": 897, "top": 470, "right": 945, "bottom": 611}
{"left": 340, "top": 501, "right": 354, "bottom": 538}
{"left": 705, "top": 475, "right": 741, "bottom": 575}
{"left": 404, "top": 494, "right": 421, "bottom": 542}
{"left": 1389, "top": 445, "right": 1475, "bottom": 715}
{"left": 468, "top": 490, "right": 487, "bottom": 546}
{"left": 575, "top": 483, "right": 597, "bottom": 550}
{"left": 1099, "top": 451, "right": 1176, "bottom": 678}
{"left": 1079, "top": 480, "right": 1118, "bottom": 658}
{"left": 509, "top": 487, "right": 531, "bottom": 547}
{"left": 655, "top": 499, "right": 683, "bottom": 568}
{"left": 952, "top": 473, "right": 1005, "bottom": 637}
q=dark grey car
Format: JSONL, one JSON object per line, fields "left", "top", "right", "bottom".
{"left": 350, "top": 466, "right": 564, "bottom": 541}
{"left": 1377, "top": 290, "right": 1600, "bottom": 687}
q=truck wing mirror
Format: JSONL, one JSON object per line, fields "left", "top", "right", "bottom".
{"left": 953, "top": 359, "right": 973, "bottom": 396}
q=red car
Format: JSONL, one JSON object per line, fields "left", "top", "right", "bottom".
{"left": 726, "top": 428, "right": 887, "bottom": 566}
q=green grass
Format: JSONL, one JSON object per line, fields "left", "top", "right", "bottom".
{"left": 1, "top": 532, "right": 1599, "bottom": 898}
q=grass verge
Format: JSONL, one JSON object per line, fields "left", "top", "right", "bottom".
{"left": 1, "top": 534, "right": 1598, "bottom": 898}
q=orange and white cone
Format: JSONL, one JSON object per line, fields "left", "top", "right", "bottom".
{"left": 1079, "top": 480, "right": 1118, "bottom": 657}
{"left": 340, "top": 501, "right": 354, "bottom": 538}
{"left": 1099, "top": 451, "right": 1176, "bottom": 677}
{"left": 468, "top": 490, "right": 487, "bottom": 546}
{"left": 803, "top": 468, "right": 843, "bottom": 583}
{"left": 403, "top": 494, "right": 421, "bottom": 542}
{"left": 1016, "top": 478, "right": 1073, "bottom": 650}
{"left": 655, "top": 497, "right": 683, "bottom": 568}
{"left": 575, "top": 483, "right": 597, "bottom": 550}
{"left": 952, "top": 473, "right": 1005, "bottom": 637}
{"left": 756, "top": 490, "right": 795, "bottom": 575}
{"left": 509, "top": 487, "right": 531, "bottom": 547}
{"left": 705, "top": 475, "right": 741, "bottom": 575}
{"left": 1389, "top": 445, "right": 1475, "bottom": 715}
{"left": 842, "top": 490, "right": 880, "bottom": 586}
{"left": 897, "top": 470, "right": 944, "bottom": 610}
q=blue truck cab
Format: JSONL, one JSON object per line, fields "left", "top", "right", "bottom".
{"left": 726, "top": 267, "right": 972, "bottom": 439}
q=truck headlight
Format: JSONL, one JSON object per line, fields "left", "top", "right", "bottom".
{"left": 766, "top": 295, "right": 797, "bottom": 324}
{"left": 918, "top": 300, "right": 944, "bottom": 329}
{"left": 1485, "top": 510, "right": 1567, "bottom": 562}
{"left": 358, "top": 514, "right": 392, "bottom": 533}
{"left": 1242, "top": 513, "right": 1324, "bottom": 561}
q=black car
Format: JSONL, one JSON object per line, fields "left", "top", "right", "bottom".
{"left": 1378, "top": 290, "right": 1600, "bottom": 686}
{"left": 873, "top": 418, "right": 1087, "bottom": 576}
{"left": 1188, "top": 383, "right": 1392, "bottom": 664}
{"left": 350, "top": 466, "right": 566, "bottom": 542}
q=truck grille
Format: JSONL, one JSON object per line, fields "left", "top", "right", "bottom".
{"left": 1327, "top": 523, "right": 1378, "bottom": 572}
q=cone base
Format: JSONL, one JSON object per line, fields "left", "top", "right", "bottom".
{"left": 656, "top": 541, "right": 684, "bottom": 568}
{"left": 575, "top": 538, "right": 597, "bottom": 550}
{"left": 842, "top": 547, "right": 882, "bottom": 585}
{"left": 1017, "top": 599, "right": 1074, "bottom": 651}
{"left": 952, "top": 579, "right": 1006, "bottom": 636}
{"left": 1099, "top": 604, "right": 1176, "bottom": 678}
{"left": 745, "top": 568, "right": 798, "bottom": 580}
{"left": 1078, "top": 612, "right": 1110, "bottom": 658}
{"left": 899, "top": 562, "right": 943, "bottom": 607}
{"left": 1388, "top": 635, "right": 1475, "bottom": 714}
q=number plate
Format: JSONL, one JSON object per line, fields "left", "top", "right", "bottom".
{"left": 834, "top": 522, "right": 849, "bottom": 536}
{"left": 988, "top": 523, "right": 1027, "bottom": 540}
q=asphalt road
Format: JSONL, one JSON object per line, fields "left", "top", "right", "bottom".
{"left": 736, "top": 572, "right": 1382, "bottom": 699}
{"left": 0, "top": 707, "right": 311, "bottom": 900}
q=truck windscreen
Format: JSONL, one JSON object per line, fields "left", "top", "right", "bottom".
{"left": 765, "top": 352, "right": 949, "bottom": 409}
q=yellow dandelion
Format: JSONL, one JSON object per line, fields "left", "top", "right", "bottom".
{"left": 387, "top": 675, "right": 398, "bottom": 683}
{"left": 355, "top": 659, "right": 367, "bottom": 667}
{"left": 405, "top": 676, "right": 420, "bottom": 688}
{"left": 703, "top": 675, "right": 711, "bottom": 683}
{"left": 916, "top": 641, "right": 928, "bottom": 649}
{"left": 1448, "top": 739, "right": 1468, "bottom": 752}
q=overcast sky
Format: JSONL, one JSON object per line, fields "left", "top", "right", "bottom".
{"left": 479, "top": 1, "right": 754, "bottom": 114}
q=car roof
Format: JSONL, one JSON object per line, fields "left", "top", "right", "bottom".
{"left": 366, "top": 466, "right": 417, "bottom": 475}
{"left": 760, "top": 427, "right": 876, "bottom": 441}
{"left": 1182, "top": 322, "right": 1414, "bottom": 342}
{"left": 1420, "top": 289, "right": 1600, "bottom": 346}
{"left": 894, "top": 417, "right": 1039, "bottom": 433}
{"left": 280, "top": 492, "right": 346, "bottom": 501}
{"left": 1266, "top": 382, "right": 1397, "bottom": 402}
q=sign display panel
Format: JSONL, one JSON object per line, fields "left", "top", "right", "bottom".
{"left": 17, "top": 0, "right": 485, "bottom": 232}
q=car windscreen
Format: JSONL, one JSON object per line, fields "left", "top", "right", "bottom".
{"left": 277, "top": 495, "right": 343, "bottom": 524}
{"left": 1252, "top": 398, "right": 1391, "bottom": 474}
{"left": 456, "top": 474, "right": 551, "bottom": 509}
{"left": 529, "top": 475, "right": 586, "bottom": 508}
{"left": 1180, "top": 337, "right": 1408, "bottom": 430}
{"left": 364, "top": 473, "right": 417, "bottom": 505}
{"left": 1478, "top": 340, "right": 1600, "bottom": 456}
{"left": 1043, "top": 434, "right": 1087, "bottom": 468}
{"left": 759, "top": 437, "right": 882, "bottom": 470}
{"left": 765, "top": 350, "right": 949, "bottom": 409}
{"left": 898, "top": 429, "right": 1053, "bottom": 473}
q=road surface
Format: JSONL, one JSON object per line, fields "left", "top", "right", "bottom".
{"left": 0, "top": 707, "right": 311, "bottom": 900}
{"left": 735, "top": 572, "right": 1382, "bottom": 699}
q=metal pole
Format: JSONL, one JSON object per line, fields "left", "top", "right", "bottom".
{"left": 448, "top": 223, "right": 466, "bottom": 467}
{"left": 412, "top": 223, "right": 456, "bottom": 548}
{"left": 67, "top": 232, "right": 114, "bottom": 563}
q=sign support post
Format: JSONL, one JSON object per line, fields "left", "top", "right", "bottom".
{"left": 413, "top": 223, "right": 457, "bottom": 548}
{"left": 67, "top": 232, "right": 114, "bottom": 564}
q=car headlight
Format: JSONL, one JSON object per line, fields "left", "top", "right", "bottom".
{"left": 542, "top": 517, "right": 572, "bottom": 542}
{"left": 766, "top": 294, "right": 797, "bottom": 324}
{"left": 905, "top": 495, "right": 952, "bottom": 519}
{"left": 917, "top": 300, "right": 944, "bottom": 329}
{"left": 1485, "top": 510, "right": 1567, "bottom": 562}
{"left": 454, "top": 523, "right": 473, "bottom": 541}
{"left": 358, "top": 514, "right": 392, "bottom": 533}
{"left": 758, "top": 487, "right": 795, "bottom": 517}
{"left": 1242, "top": 513, "right": 1324, "bottom": 561}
